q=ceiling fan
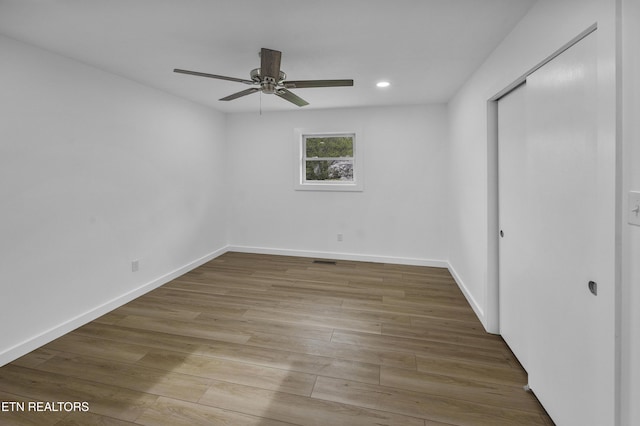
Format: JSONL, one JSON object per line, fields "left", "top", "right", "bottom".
{"left": 174, "top": 48, "right": 354, "bottom": 107}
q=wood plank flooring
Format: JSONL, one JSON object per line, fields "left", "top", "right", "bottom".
{"left": 0, "top": 252, "right": 554, "bottom": 425}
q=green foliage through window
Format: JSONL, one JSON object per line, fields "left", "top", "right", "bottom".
{"left": 305, "top": 137, "right": 353, "bottom": 158}
{"left": 304, "top": 135, "right": 354, "bottom": 182}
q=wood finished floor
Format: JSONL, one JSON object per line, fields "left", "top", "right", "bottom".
{"left": 0, "top": 252, "right": 554, "bottom": 425}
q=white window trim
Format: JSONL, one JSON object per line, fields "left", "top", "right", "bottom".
{"left": 293, "top": 128, "right": 364, "bottom": 192}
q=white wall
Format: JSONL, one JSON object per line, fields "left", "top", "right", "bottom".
{"left": 226, "top": 105, "right": 449, "bottom": 266}
{"left": 622, "top": 0, "right": 640, "bottom": 424}
{"left": 0, "top": 35, "right": 229, "bottom": 366}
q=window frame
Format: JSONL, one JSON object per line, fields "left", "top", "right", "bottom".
{"left": 293, "top": 128, "right": 363, "bottom": 192}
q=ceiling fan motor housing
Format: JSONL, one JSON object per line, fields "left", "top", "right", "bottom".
{"left": 262, "top": 78, "right": 277, "bottom": 94}
{"left": 250, "top": 68, "right": 287, "bottom": 92}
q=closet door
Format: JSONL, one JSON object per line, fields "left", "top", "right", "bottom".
{"left": 499, "top": 30, "right": 615, "bottom": 425}
{"left": 524, "top": 31, "right": 613, "bottom": 425}
{"left": 498, "top": 82, "right": 531, "bottom": 371}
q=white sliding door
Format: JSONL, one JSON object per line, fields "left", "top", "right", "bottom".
{"left": 498, "top": 82, "right": 530, "bottom": 371}
{"left": 498, "top": 31, "right": 615, "bottom": 425}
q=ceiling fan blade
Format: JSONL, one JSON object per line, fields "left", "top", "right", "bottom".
{"left": 219, "top": 87, "right": 261, "bottom": 101}
{"left": 260, "top": 48, "right": 282, "bottom": 79}
{"left": 283, "top": 79, "right": 354, "bottom": 89}
{"left": 275, "top": 88, "right": 309, "bottom": 107}
{"left": 174, "top": 69, "right": 254, "bottom": 85}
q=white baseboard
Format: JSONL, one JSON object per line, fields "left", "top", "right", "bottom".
{"left": 0, "top": 245, "right": 229, "bottom": 367}
{"left": 227, "top": 245, "right": 448, "bottom": 268}
{"left": 447, "top": 262, "right": 486, "bottom": 330}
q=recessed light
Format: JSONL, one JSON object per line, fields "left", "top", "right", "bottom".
{"left": 376, "top": 81, "right": 390, "bottom": 88}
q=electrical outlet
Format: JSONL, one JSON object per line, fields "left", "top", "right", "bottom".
{"left": 131, "top": 260, "right": 139, "bottom": 272}
{"left": 337, "top": 233, "right": 343, "bottom": 242}
{"left": 630, "top": 191, "right": 640, "bottom": 226}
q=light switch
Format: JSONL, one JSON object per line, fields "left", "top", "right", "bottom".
{"left": 629, "top": 191, "right": 640, "bottom": 226}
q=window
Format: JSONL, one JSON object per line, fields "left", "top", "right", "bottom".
{"left": 294, "top": 129, "right": 363, "bottom": 191}
{"left": 304, "top": 135, "right": 354, "bottom": 182}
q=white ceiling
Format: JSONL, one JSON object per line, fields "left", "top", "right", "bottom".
{"left": 0, "top": 0, "right": 535, "bottom": 113}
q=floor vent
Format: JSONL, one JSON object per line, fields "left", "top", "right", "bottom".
{"left": 313, "top": 260, "right": 337, "bottom": 265}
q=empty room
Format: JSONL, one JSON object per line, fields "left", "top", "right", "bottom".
{"left": 1, "top": 1, "right": 639, "bottom": 425}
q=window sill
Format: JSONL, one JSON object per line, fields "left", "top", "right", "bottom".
{"left": 295, "top": 181, "right": 364, "bottom": 192}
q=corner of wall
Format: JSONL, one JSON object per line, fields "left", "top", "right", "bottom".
{"left": 447, "top": 260, "right": 487, "bottom": 332}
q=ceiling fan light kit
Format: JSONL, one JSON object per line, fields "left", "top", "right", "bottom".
{"left": 174, "top": 48, "right": 354, "bottom": 107}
